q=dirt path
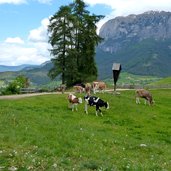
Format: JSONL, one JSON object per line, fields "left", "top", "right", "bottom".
{"left": 0, "top": 92, "right": 66, "bottom": 100}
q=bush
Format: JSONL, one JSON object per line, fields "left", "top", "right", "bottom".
{"left": 1, "top": 75, "right": 29, "bottom": 95}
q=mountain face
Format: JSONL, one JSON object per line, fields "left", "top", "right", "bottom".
{"left": 99, "top": 11, "right": 171, "bottom": 52}
{"left": 97, "top": 11, "right": 171, "bottom": 78}
{"left": 0, "top": 64, "right": 38, "bottom": 72}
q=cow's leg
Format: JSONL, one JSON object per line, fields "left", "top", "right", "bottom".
{"left": 68, "top": 102, "right": 72, "bottom": 108}
{"left": 146, "top": 97, "right": 151, "bottom": 106}
{"left": 93, "top": 88, "right": 96, "bottom": 94}
{"left": 144, "top": 99, "right": 147, "bottom": 105}
{"left": 99, "top": 108, "right": 103, "bottom": 116}
{"left": 95, "top": 110, "right": 98, "bottom": 116}
{"left": 136, "top": 97, "right": 140, "bottom": 104}
{"left": 84, "top": 103, "right": 88, "bottom": 114}
{"left": 96, "top": 106, "right": 100, "bottom": 116}
{"left": 75, "top": 104, "right": 78, "bottom": 111}
{"left": 144, "top": 97, "right": 150, "bottom": 105}
{"left": 100, "top": 110, "right": 103, "bottom": 116}
{"left": 72, "top": 104, "right": 74, "bottom": 111}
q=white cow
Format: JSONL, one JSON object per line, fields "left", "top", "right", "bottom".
{"left": 92, "top": 81, "right": 106, "bottom": 94}
{"left": 68, "top": 93, "right": 82, "bottom": 111}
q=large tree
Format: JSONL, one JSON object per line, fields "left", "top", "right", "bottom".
{"left": 48, "top": 0, "right": 104, "bottom": 86}
{"left": 48, "top": 6, "right": 74, "bottom": 84}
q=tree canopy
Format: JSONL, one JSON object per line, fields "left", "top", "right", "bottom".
{"left": 48, "top": 0, "right": 104, "bottom": 86}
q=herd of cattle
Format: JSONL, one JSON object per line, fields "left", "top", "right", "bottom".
{"left": 67, "top": 81, "right": 154, "bottom": 116}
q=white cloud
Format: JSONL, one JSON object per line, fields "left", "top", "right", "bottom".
{"left": 84, "top": 0, "right": 171, "bottom": 32}
{"left": 28, "top": 18, "right": 49, "bottom": 43}
{"left": 0, "top": 0, "right": 26, "bottom": 4}
{"left": 0, "top": 18, "right": 51, "bottom": 66}
{"left": 37, "top": 0, "right": 52, "bottom": 4}
{"left": 0, "top": 42, "right": 49, "bottom": 66}
{"left": 0, "top": 0, "right": 52, "bottom": 4}
{"left": 5, "top": 37, "right": 24, "bottom": 44}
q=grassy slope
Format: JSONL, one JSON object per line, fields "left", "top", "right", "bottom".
{"left": 105, "top": 72, "right": 161, "bottom": 88}
{"left": 148, "top": 77, "right": 171, "bottom": 86}
{"left": 0, "top": 90, "right": 171, "bottom": 170}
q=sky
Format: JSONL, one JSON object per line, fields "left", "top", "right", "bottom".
{"left": 0, "top": 0, "right": 171, "bottom": 66}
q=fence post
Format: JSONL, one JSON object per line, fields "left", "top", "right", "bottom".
{"left": 112, "top": 63, "right": 122, "bottom": 94}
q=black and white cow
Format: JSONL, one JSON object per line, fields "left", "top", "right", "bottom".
{"left": 84, "top": 95, "right": 109, "bottom": 116}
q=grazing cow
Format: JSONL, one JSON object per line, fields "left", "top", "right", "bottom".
{"left": 56, "top": 84, "right": 66, "bottom": 94}
{"left": 92, "top": 81, "right": 106, "bottom": 94}
{"left": 135, "top": 89, "right": 153, "bottom": 105}
{"left": 73, "top": 83, "right": 85, "bottom": 93}
{"left": 84, "top": 95, "right": 109, "bottom": 116}
{"left": 85, "top": 83, "right": 92, "bottom": 96}
{"left": 68, "top": 93, "right": 82, "bottom": 111}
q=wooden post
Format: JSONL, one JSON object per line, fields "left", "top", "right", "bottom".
{"left": 112, "top": 63, "right": 122, "bottom": 94}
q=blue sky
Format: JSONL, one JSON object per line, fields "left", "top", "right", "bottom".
{"left": 0, "top": 0, "right": 171, "bottom": 66}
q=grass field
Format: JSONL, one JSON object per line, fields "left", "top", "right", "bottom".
{"left": 105, "top": 72, "right": 161, "bottom": 88}
{"left": 0, "top": 89, "right": 171, "bottom": 170}
{"left": 147, "top": 77, "right": 171, "bottom": 86}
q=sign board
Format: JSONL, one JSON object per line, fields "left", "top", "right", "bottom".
{"left": 112, "top": 63, "right": 122, "bottom": 91}
{"left": 112, "top": 63, "right": 121, "bottom": 71}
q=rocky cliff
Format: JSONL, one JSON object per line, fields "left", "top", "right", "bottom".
{"left": 96, "top": 11, "right": 171, "bottom": 77}
{"left": 99, "top": 11, "right": 171, "bottom": 52}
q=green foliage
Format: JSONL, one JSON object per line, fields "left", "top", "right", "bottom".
{"left": 2, "top": 75, "right": 29, "bottom": 95}
{"left": 48, "top": 0, "right": 104, "bottom": 86}
{"left": 96, "top": 38, "right": 171, "bottom": 79}
{"left": 2, "top": 81, "right": 20, "bottom": 95}
{"left": 0, "top": 90, "right": 171, "bottom": 170}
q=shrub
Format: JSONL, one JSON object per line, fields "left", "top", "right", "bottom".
{"left": 1, "top": 75, "right": 29, "bottom": 95}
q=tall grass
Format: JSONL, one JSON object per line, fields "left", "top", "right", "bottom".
{"left": 0, "top": 89, "right": 171, "bottom": 170}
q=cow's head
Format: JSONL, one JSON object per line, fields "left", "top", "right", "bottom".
{"left": 78, "top": 97, "right": 83, "bottom": 104}
{"left": 84, "top": 95, "right": 90, "bottom": 103}
{"left": 105, "top": 102, "right": 109, "bottom": 109}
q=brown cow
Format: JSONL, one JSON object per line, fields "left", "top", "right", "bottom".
{"left": 92, "top": 81, "right": 106, "bottom": 94}
{"left": 85, "top": 83, "right": 92, "bottom": 96}
{"left": 68, "top": 93, "right": 82, "bottom": 111}
{"left": 73, "top": 84, "right": 85, "bottom": 93}
{"left": 135, "top": 89, "right": 153, "bottom": 105}
{"left": 56, "top": 84, "right": 66, "bottom": 94}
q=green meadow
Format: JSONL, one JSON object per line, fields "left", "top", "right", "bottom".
{"left": 147, "top": 77, "right": 171, "bottom": 86}
{"left": 0, "top": 89, "right": 171, "bottom": 170}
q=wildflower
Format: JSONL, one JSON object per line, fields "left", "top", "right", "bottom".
{"left": 52, "top": 163, "right": 57, "bottom": 168}
{"left": 8, "top": 166, "right": 18, "bottom": 171}
{"left": 140, "top": 144, "right": 147, "bottom": 147}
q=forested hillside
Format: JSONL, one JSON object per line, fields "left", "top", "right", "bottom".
{"left": 96, "top": 38, "right": 171, "bottom": 78}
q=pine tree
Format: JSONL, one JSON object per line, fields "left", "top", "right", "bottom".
{"left": 48, "top": 6, "right": 74, "bottom": 84}
{"left": 48, "top": 0, "right": 104, "bottom": 86}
